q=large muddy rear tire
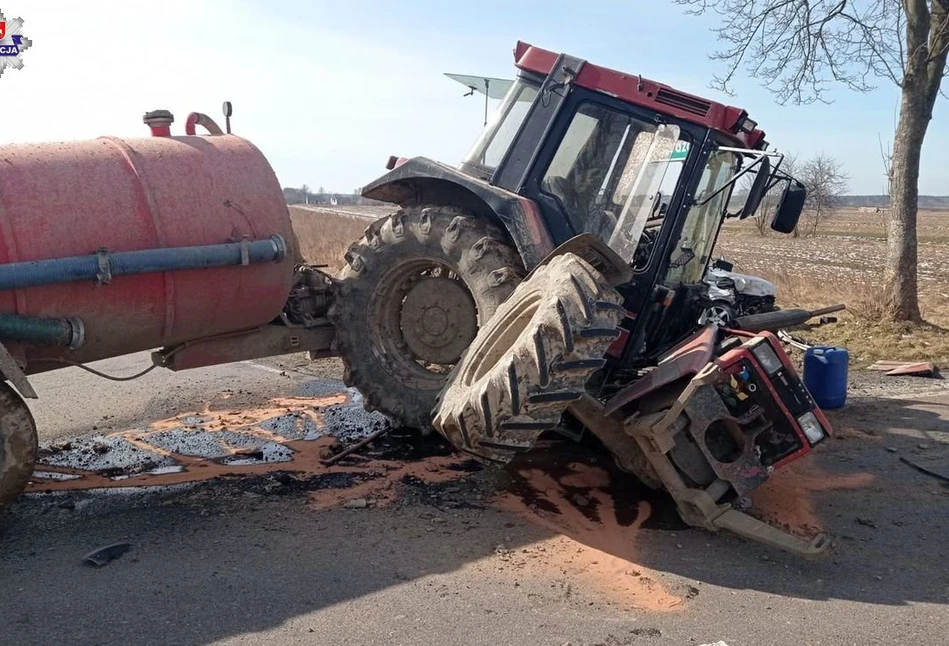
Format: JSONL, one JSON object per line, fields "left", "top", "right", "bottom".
{"left": 330, "top": 206, "right": 523, "bottom": 430}
{"left": 0, "top": 383, "right": 37, "bottom": 514}
{"left": 433, "top": 253, "right": 624, "bottom": 462}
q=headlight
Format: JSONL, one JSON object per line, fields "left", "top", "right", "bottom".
{"left": 797, "top": 411, "right": 825, "bottom": 445}
{"left": 751, "top": 342, "right": 782, "bottom": 376}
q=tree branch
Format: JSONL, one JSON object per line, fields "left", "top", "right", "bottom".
{"left": 676, "top": 0, "right": 905, "bottom": 103}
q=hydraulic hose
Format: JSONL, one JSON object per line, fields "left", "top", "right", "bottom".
{"left": 0, "top": 235, "right": 286, "bottom": 291}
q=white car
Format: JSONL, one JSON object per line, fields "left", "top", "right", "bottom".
{"left": 700, "top": 259, "right": 776, "bottom": 326}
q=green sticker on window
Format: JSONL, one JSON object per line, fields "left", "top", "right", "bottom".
{"left": 670, "top": 141, "right": 690, "bottom": 161}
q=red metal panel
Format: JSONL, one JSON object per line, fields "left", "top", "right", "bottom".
{"left": 513, "top": 41, "right": 765, "bottom": 148}
{"left": 0, "top": 134, "right": 294, "bottom": 368}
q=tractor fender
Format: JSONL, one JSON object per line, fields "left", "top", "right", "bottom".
{"left": 361, "top": 157, "right": 555, "bottom": 269}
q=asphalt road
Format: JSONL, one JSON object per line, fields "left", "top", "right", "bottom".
{"left": 2, "top": 356, "right": 949, "bottom": 645}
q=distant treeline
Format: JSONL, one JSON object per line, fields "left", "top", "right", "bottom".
{"left": 840, "top": 195, "right": 949, "bottom": 209}
{"left": 283, "top": 187, "right": 386, "bottom": 206}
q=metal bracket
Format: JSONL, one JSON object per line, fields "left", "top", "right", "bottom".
{"left": 713, "top": 508, "right": 831, "bottom": 558}
{"left": 240, "top": 237, "right": 250, "bottom": 266}
{"left": 95, "top": 247, "right": 112, "bottom": 285}
{"left": 0, "top": 342, "right": 37, "bottom": 399}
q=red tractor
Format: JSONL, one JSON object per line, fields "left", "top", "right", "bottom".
{"left": 333, "top": 42, "right": 831, "bottom": 555}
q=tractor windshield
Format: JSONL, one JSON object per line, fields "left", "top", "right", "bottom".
{"left": 663, "top": 150, "right": 740, "bottom": 287}
{"left": 464, "top": 79, "right": 540, "bottom": 173}
{"left": 538, "top": 102, "right": 686, "bottom": 262}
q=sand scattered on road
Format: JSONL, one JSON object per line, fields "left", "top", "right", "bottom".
{"left": 495, "top": 462, "right": 687, "bottom": 612}
{"left": 751, "top": 457, "right": 874, "bottom": 537}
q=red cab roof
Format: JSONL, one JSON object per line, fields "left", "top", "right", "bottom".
{"left": 513, "top": 41, "right": 766, "bottom": 149}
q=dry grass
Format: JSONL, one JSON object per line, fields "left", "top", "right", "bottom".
{"left": 288, "top": 206, "right": 377, "bottom": 269}
{"left": 752, "top": 268, "right": 949, "bottom": 367}
{"left": 717, "top": 207, "right": 949, "bottom": 367}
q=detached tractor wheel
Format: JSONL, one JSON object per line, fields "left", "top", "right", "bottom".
{"left": 330, "top": 206, "right": 524, "bottom": 430}
{"left": 0, "top": 383, "right": 38, "bottom": 514}
{"left": 433, "top": 253, "right": 624, "bottom": 462}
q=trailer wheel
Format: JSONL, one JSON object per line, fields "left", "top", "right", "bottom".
{"left": 433, "top": 253, "right": 624, "bottom": 462}
{"left": 0, "top": 383, "right": 38, "bottom": 514}
{"left": 331, "top": 206, "right": 524, "bottom": 430}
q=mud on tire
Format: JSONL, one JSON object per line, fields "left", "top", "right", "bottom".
{"left": 0, "top": 383, "right": 38, "bottom": 514}
{"left": 432, "top": 253, "right": 624, "bottom": 462}
{"left": 330, "top": 206, "right": 524, "bottom": 430}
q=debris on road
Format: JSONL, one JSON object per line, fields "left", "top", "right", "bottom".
{"left": 343, "top": 497, "right": 368, "bottom": 509}
{"left": 777, "top": 329, "right": 812, "bottom": 351}
{"left": 321, "top": 426, "right": 391, "bottom": 466}
{"left": 26, "top": 388, "right": 386, "bottom": 492}
{"left": 899, "top": 456, "right": 949, "bottom": 484}
{"left": 867, "top": 360, "right": 940, "bottom": 377}
{"left": 83, "top": 542, "right": 132, "bottom": 567}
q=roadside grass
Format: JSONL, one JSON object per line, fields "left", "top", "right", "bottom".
{"left": 758, "top": 268, "right": 949, "bottom": 367}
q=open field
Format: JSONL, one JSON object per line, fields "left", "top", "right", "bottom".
{"left": 719, "top": 209, "right": 949, "bottom": 286}
{"left": 288, "top": 205, "right": 388, "bottom": 269}
{"left": 288, "top": 205, "right": 949, "bottom": 366}
{"left": 717, "top": 209, "right": 949, "bottom": 366}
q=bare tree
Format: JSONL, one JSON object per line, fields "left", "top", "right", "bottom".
{"left": 798, "top": 153, "right": 850, "bottom": 235}
{"left": 752, "top": 196, "right": 774, "bottom": 235}
{"left": 676, "top": 0, "right": 949, "bottom": 322}
{"left": 300, "top": 184, "right": 310, "bottom": 205}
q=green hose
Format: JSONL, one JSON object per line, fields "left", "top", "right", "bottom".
{"left": 0, "top": 313, "right": 82, "bottom": 347}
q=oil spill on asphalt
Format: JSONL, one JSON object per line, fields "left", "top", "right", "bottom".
{"left": 24, "top": 381, "right": 475, "bottom": 507}
{"left": 493, "top": 439, "right": 693, "bottom": 612}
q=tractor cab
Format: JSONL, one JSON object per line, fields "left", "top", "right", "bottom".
{"left": 457, "top": 42, "right": 806, "bottom": 365}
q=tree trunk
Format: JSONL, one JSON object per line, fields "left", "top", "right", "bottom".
{"left": 885, "top": 92, "right": 927, "bottom": 322}
{"left": 883, "top": 0, "right": 949, "bottom": 323}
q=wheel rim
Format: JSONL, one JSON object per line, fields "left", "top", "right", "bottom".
{"left": 371, "top": 258, "right": 479, "bottom": 390}
{"left": 401, "top": 276, "right": 477, "bottom": 365}
{"left": 703, "top": 304, "right": 733, "bottom": 326}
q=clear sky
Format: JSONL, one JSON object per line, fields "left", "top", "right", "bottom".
{"left": 3, "top": 0, "right": 946, "bottom": 195}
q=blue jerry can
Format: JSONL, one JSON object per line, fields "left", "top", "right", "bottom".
{"left": 803, "top": 346, "right": 849, "bottom": 409}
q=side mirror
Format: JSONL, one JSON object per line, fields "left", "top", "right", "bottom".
{"left": 771, "top": 180, "right": 807, "bottom": 233}
{"left": 738, "top": 155, "right": 771, "bottom": 220}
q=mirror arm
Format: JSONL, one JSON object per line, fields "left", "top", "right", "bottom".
{"left": 693, "top": 149, "right": 782, "bottom": 207}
